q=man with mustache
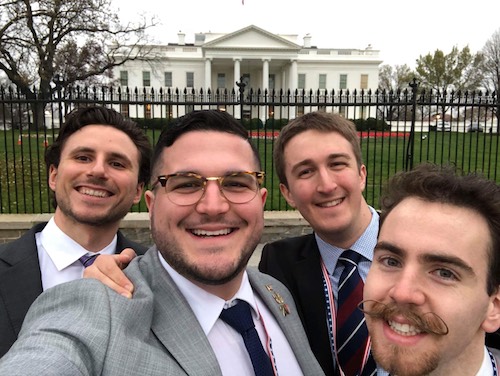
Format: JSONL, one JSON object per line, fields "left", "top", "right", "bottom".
{"left": 0, "top": 106, "right": 151, "bottom": 357}
{"left": 363, "top": 163, "right": 500, "bottom": 376}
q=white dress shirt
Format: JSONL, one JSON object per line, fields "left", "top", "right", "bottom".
{"left": 36, "top": 217, "right": 117, "bottom": 290}
{"left": 159, "top": 253, "right": 303, "bottom": 375}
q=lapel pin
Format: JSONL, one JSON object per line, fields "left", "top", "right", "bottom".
{"left": 265, "top": 284, "right": 290, "bottom": 316}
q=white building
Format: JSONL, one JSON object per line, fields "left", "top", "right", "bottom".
{"left": 113, "top": 25, "right": 382, "bottom": 119}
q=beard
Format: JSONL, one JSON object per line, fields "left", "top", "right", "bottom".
{"left": 152, "top": 213, "right": 262, "bottom": 286}
{"left": 56, "top": 197, "right": 130, "bottom": 227}
{"left": 363, "top": 300, "right": 448, "bottom": 376}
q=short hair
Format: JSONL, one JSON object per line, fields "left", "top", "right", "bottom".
{"left": 273, "top": 111, "right": 363, "bottom": 187}
{"left": 380, "top": 163, "right": 500, "bottom": 295}
{"left": 150, "top": 110, "right": 261, "bottom": 183}
{"left": 46, "top": 106, "right": 152, "bottom": 184}
{"left": 45, "top": 106, "right": 152, "bottom": 208}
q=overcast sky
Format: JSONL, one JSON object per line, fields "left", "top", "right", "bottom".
{"left": 113, "top": 0, "right": 500, "bottom": 68}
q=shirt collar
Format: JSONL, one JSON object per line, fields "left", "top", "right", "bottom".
{"left": 158, "top": 251, "right": 258, "bottom": 336}
{"left": 317, "top": 205, "right": 379, "bottom": 274}
{"left": 39, "top": 217, "right": 117, "bottom": 271}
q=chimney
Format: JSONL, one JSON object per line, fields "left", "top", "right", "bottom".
{"left": 303, "top": 34, "right": 312, "bottom": 48}
{"left": 178, "top": 31, "right": 185, "bottom": 45}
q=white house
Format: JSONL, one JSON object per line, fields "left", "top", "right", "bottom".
{"left": 113, "top": 25, "right": 382, "bottom": 119}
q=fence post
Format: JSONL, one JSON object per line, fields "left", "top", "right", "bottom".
{"left": 405, "top": 78, "right": 419, "bottom": 171}
{"left": 236, "top": 77, "right": 246, "bottom": 121}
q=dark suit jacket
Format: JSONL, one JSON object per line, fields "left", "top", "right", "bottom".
{"left": 258, "top": 233, "right": 335, "bottom": 376}
{"left": 0, "top": 221, "right": 147, "bottom": 357}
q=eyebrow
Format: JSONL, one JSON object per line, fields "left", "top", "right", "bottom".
{"left": 375, "top": 241, "right": 476, "bottom": 276}
{"left": 69, "top": 147, "right": 133, "bottom": 165}
{"left": 289, "top": 153, "right": 351, "bottom": 174}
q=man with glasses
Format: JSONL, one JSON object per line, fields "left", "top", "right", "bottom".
{"left": 0, "top": 110, "right": 324, "bottom": 375}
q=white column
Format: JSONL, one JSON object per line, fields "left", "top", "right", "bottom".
{"left": 289, "top": 60, "right": 298, "bottom": 118}
{"left": 204, "top": 58, "right": 212, "bottom": 91}
{"left": 262, "top": 59, "right": 269, "bottom": 91}
{"left": 233, "top": 58, "right": 241, "bottom": 92}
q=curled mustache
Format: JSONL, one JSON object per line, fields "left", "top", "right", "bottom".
{"left": 360, "top": 300, "right": 449, "bottom": 336}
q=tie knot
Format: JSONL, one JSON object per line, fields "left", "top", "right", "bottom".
{"left": 220, "top": 300, "right": 255, "bottom": 335}
{"left": 79, "top": 254, "right": 99, "bottom": 268}
{"left": 338, "top": 249, "right": 364, "bottom": 268}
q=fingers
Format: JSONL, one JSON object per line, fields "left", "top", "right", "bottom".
{"left": 83, "top": 251, "right": 136, "bottom": 299}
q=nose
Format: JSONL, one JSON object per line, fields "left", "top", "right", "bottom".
{"left": 316, "top": 167, "right": 337, "bottom": 193}
{"left": 388, "top": 269, "right": 426, "bottom": 306}
{"left": 88, "top": 158, "right": 107, "bottom": 178}
{"left": 195, "top": 180, "right": 230, "bottom": 215}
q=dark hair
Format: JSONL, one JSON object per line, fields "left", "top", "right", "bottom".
{"left": 380, "top": 163, "right": 500, "bottom": 295}
{"left": 45, "top": 106, "right": 152, "bottom": 208}
{"left": 150, "top": 110, "right": 261, "bottom": 183}
{"left": 273, "top": 111, "right": 363, "bottom": 187}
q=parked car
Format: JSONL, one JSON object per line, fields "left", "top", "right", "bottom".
{"left": 435, "top": 121, "right": 451, "bottom": 132}
{"left": 466, "top": 123, "right": 483, "bottom": 132}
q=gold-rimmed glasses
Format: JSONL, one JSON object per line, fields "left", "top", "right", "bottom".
{"left": 152, "top": 171, "right": 265, "bottom": 206}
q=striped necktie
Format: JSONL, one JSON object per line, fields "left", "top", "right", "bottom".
{"left": 336, "top": 250, "right": 374, "bottom": 376}
{"left": 79, "top": 254, "right": 99, "bottom": 268}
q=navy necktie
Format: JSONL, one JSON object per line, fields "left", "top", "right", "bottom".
{"left": 79, "top": 254, "right": 99, "bottom": 268}
{"left": 336, "top": 250, "right": 375, "bottom": 376}
{"left": 220, "top": 300, "right": 274, "bottom": 376}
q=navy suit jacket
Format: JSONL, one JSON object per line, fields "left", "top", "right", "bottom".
{"left": 258, "top": 233, "right": 335, "bottom": 375}
{"left": 0, "top": 222, "right": 147, "bottom": 357}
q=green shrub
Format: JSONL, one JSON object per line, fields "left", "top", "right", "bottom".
{"left": 264, "top": 118, "right": 289, "bottom": 130}
{"left": 240, "top": 118, "right": 264, "bottom": 130}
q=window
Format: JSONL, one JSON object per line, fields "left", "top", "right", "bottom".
{"left": 142, "top": 71, "right": 151, "bottom": 87}
{"left": 319, "top": 74, "right": 327, "bottom": 90}
{"left": 217, "top": 73, "right": 226, "bottom": 89}
{"left": 120, "top": 71, "right": 128, "bottom": 87}
{"left": 339, "top": 74, "right": 348, "bottom": 90}
{"left": 186, "top": 72, "right": 194, "bottom": 88}
{"left": 269, "top": 74, "right": 275, "bottom": 90}
{"left": 165, "top": 72, "right": 172, "bottom": 87}
{"left": 120, "top": 104, "right": 129, "bottom": 118}
{"left": 360, "top": 74, "right": 368, "bottom": 90}
{"left": 298, "top": 74, "right": 306, "bottom": 90}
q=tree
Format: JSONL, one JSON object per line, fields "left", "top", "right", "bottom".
{"left": 378, "top": 64, "right": 414, "bottom": 92}
{"left": 480, "top": 28, "right": 500, "bottom": 130}
{"left": 481, "top": 28, "right": 500, "bottom": 93}
{"left": 415, "top": 46, "right": 484, "bottom": 92}
{"left": 0, "top": 0, "right": 157, "bottom": 128}
{"left": 377, "top": 64, "right": 415, "bottom": 120}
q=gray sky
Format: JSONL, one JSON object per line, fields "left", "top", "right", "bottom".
{"left": 114, "top": 0, "right": 500, "bottom": 68}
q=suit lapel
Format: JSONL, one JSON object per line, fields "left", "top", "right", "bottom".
{"left": 144, "top": 249, "right": 222, "bottom": 376}
{"left": 0, "top": 223, "right": 45, "bottom": 336}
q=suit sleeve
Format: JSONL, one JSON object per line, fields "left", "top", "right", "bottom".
{"left": 0, "top": 280, "right": 113, "bottom": 375}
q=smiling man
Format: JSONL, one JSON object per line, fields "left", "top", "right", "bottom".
{"left": 363, "top": 163, "right": 500, "bottom": 376}
{"left": 0, "top": 110, "right": 324, "bottom": 375}
{"left": 0, "top": 106, "right": 151, "bottom": 357}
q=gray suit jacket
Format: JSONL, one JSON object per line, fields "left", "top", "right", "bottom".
{"left": 0, "top": 247, "right": 325, "bottom": 376}
{"left": 0, "top": 222, "right": 147, "bottom": 358}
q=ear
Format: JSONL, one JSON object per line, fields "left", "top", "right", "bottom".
{"left": 359, "top": 164, "right": 367, "bottom": 192}
{"left": 145, "top": 190, "right": 155, "bottom": 220}
{"left": 48, "top": 165, "right": 58, "bottom": 191}
{"left": 259, "top": 187, "right": 268, "bottom": 208}
{"left": 482, "top": 289, "right": 500, "bottom": 333}
{"left": 133, "top": 182, "right": 145, "bottom": 205}
{"left": 279, "top": 183, "right": 296, "bottom": 208}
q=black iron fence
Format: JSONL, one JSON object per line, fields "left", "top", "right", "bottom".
{"left": 0, "top": 82, "right": 498, "bottom": 214}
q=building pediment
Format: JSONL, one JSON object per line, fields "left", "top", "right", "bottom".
{"left": 203, "top": 25, "right": 301, "bottom": 51}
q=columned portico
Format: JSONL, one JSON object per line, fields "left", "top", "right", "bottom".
{"left": 262, "top": 58, "right": 270, "bottom": 90}
{"left": 233, "top": 58, "right": 241, "bottom": 92}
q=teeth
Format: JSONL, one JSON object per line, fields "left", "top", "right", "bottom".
{"left": 192, "top": 228, "right": 232, "bottom": 237}
{"left": 79, "top": 187, "right": 109, "bottom": 198}
{"left": 319, "top": 198, "right": 343, "bottom": 207}
{"left": 388, "top": 320, "right": 422, "bottom": 336}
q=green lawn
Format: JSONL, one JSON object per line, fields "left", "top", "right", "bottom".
{"left": 1, "top": 129, "right": 498, "bottom": 213}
